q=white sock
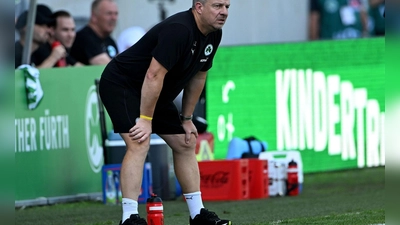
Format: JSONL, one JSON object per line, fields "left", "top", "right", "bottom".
{"left": 122, "top": 198, "right": 138, "bottom": 223}
{"left": 183, "top": 191, "right": 204, "bottom": 219}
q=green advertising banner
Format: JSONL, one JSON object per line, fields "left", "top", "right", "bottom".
{"left": 15, "top": 38, "right": 384, "bottom": 201}
{"left": 15, "top": 66, "right": 107, "bottom": 201}
{"left": 207, "top": 38, "right": 385, "bottom": 173}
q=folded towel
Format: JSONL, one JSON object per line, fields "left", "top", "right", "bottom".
{"left": 17, "top": 64, "right": 44, "bottom": 110}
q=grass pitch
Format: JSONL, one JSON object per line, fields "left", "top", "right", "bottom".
{"left": 15, "top": 167, "right": 384, "bottom": 225}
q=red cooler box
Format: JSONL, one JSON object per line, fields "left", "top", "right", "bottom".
{"left": 198, "top": 159, "right": 249, "bottom": 201}
{"left": 248, "top": 159, "right": 269, "bottom": 199}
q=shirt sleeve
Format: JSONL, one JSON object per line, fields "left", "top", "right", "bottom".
{"left": 152, "top": 23, "right": 191, "bottom": 71}
{"left": 66, "top": 54, "right": 77, "bottom": 66}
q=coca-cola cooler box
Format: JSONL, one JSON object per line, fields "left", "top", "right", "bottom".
{"left": 102, "top": 162, "right": 152, "bottom": 204}
{"left": 198, "top": 159, "right": 249, "bottom": 201}
{"left": 248, "top": 159, "right": 269, "bottom": 199}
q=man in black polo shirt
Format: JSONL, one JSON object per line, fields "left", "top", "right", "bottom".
{"left": 70, "top": 0, "right": 118, "bottom": 65}
{"left": 99, "top": 0, "right": 231, "bottom": 224}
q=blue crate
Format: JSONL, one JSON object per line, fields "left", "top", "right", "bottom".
{"left": 102, "top": 162, "right": 152, "bottom": 204}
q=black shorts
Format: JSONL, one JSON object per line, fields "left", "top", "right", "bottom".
{"left": 99, "top": 77, "right": 185, "bottom": 134}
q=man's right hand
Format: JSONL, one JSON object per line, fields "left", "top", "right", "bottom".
{"left": 50, "top": 45, "right": 67, "bottom": 61}
{"left": 129, "top": 118, "right": 152, "bottom": 143}
{"left": 37, "top": 45, "right": 67, "bottom": 68}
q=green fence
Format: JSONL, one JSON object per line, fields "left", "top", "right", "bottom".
{"left": 15, "top": 66, "right": 107, "bottom": 201}
{"left": 206, "top": 38, "right": 385, "bottom": 173}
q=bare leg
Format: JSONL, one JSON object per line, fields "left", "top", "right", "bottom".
{"left": 120, "top": 133, "right": 150, "bottom": 200}
{"left": 159, "top": 133, "right": 199, "bottom": 193}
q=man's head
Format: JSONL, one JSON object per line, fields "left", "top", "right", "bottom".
{"left": 50, "top": 10, "right": 76, "bottom": 49}
{"left": 90, "top": 0, "right": 118, "bottom": 37}
{"left": 192, "top": 0, "right": 230, "bottom": 35}
{"left": 15, "top": 4, "right": 53, "bottom": 44}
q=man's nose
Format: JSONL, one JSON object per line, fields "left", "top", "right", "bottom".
{"left": 220, "top": 6, "right": 228, "bottom": 16}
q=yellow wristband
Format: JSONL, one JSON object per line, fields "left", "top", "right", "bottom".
{"left": 140, "top": 114, "right": 153, "bottom": 121}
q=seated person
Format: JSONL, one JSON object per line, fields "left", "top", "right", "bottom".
{"left": 15, "top": 4, "right": 66, "bottom": 69}
{"left": 34, "top": 10, "right": 83, "bottom": 67}
{"left": 70, "top": 0, "right": 119, "bottom": 65}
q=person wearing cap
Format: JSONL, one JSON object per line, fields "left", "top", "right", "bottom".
{"left": 70, "top": 0, "right": 119, "bottom": 65}
{"left": 15, "top": 4, "right": 67, "bottom": 69}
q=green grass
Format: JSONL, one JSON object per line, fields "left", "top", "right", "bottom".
{"left": 15, "top": 167, "right": 384, "bottom": 225}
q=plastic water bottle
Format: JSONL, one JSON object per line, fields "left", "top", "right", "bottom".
{"left": 114, "top": 171, "right": 123, "bottom": 204}
{"left": 146, "top": 194, "right": 164, "bottom": 225}
{"left": 105, "top": 170, "right": 117, "bottom": 204}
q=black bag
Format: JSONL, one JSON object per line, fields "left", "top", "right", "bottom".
{"left": 241, "top": 136, "right": 266, "bottom": 159}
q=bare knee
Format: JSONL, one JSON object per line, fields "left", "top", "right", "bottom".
{"left": 159, "top": 134, "right": 197, "bottom": 155}
{"left": 125, "top": 142, "right": 150, "bottom": 155}
{"left": 120, "top": 133, "right": 150, "bottom": 156}
{"left": 171, "top": 137, "right": 197, "bottom": 155}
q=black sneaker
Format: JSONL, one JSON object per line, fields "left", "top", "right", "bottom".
{"left": 190, "top": 208, "right": 232, "bottom": 225}
{"left": 119, "top": 214, "right": 147, "bottom": 225}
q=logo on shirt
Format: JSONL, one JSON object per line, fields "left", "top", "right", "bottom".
{"left": 107, "top": 45, "right": 117, "bottom": 58}
{"left": 204, "top": 44, "right": 213, "bottom": 56}
{"left": 200, "top": 57, "right": 209, "bottom": 63}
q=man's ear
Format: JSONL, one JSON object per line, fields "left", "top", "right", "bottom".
{"left": 194, "top": 2, "right": 204, "bottom": 15}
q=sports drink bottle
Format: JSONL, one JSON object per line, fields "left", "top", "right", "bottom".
{"left": 51, "top": 41, "right": 67, "bottom": 67}
{"left": 286, "top": 159, "right": 299, "bottom": 196}
{"left": 146, "top": 194, "right": 164, "bottom": 225}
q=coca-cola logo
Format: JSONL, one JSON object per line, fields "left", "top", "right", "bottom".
{"left": 200, "top": 171, "right": 230, "bottom": 188}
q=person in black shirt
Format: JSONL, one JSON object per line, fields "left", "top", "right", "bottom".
{"left": 70, "top": 0, "right": 118, "bottom": 65}
{"left": 34, "top": 10, "right": 83, "bottom": 67}
{"left": 99, "top": 0, "right": 231, "bottom": 225}
{"left": 15, "top": 4, "right": 66, "bottom": 69}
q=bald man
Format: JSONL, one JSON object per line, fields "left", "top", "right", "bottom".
{"left": 70, "top": 0, "right": 119, "bottom": 65}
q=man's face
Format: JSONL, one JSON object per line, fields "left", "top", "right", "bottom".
{"left": 200, "top": 0, "right": 230, "bottom": 31}
{"left": 94, "top": 0, "right": 118, "bottom": 35}
{"left": 33, "top": 24, "right": 49, "bottom": 44}
{"left": 53, "top": 16, "right": 76, "bottom": 48}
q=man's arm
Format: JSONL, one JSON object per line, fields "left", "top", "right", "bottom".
{"left": 89, "top": 53, "right": 112, "bottom": 65}
{"left": 309, "top": 11, "right": 320, "bottom": 40}
{"left": 36, "top": 45, "right": 66, "bottom": 68}
{"left": 140, "top": 57, "right": 168, "bottom": 118}
{"left": 360, "top": 9, "right": 369, "bottom": 37}
{"left": 360, "top": 0, "right": 370, "bottom": 37}
{"left": 73, "top": 62, "right": 85, "bottom": 67}
{"left": 181, "top": 71, "right": 207, "bottom": 118}
{"left": 129, "top": 57, "right": 167, "bottom": 143}
{"left": 309, "top": 0, "right": 320, "bottom": 40}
